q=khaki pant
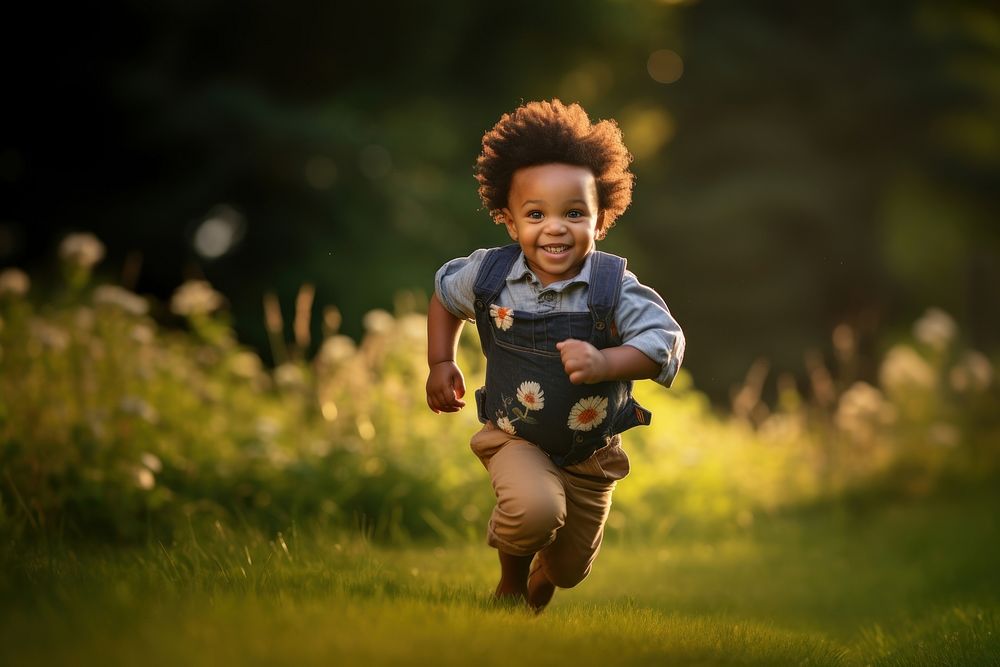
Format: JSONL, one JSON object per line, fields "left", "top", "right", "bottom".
{"left": 470, "top": 421, "right": 630, "bottom": 589}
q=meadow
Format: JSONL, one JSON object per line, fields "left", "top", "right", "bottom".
{"left": 1, "top": 235, "right": 998, "bottom": 664}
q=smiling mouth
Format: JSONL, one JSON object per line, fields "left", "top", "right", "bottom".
{"left": 542, "top": 245, "right": 570, "bottom": 254}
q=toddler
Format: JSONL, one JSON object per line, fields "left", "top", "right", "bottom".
{"left": 426, "top": 99, "right": 685, "bottom": 612}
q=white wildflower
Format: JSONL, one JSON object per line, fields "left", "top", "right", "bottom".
{"left": 140, "top": 452, "right": 163, "bottom": 473}
{"left": 949, "top": 350, "right": 993, "bottom": 393}
{"left": 133, "top": 466, "right": 155, "bottom": 490}
{"left": 75, "top": 307, "right": 95, "bottom": 332}
{"left": 59, "top": 233, "right": 105, "bottom": 269}
{"left": 834, "top": 382, "right": 896, "bottom": 441}
{"left": 131, "top": 324, "right": 155, "bottom": 345}
{"left": 928, "top": 422, "right": 960, "bottom": 448}
{"left": 362, "top": 308, "right": 394, "bottom": 335}
{"left": 913, "top": 307, "right": 957, "bottom": 351}
{"left": 119, "top": 396, "right": 159, "bottom": 424}
{"left": 229, "top": 351, "right": 263, "bottom": 379}
{"left": 274, "top": 362, "right": 306, "bottom": 389}
{"left": 256, "top": 417, "right": 280, "bottom": 441}
{"left": 170, "top": 280, "right": 223, "bottom": 316}
{"left": 879, "top": 345, "right": 935, "bottom": 392}
{"left": 317, "top": 335, "right": 356, "bottom": 366}
{"left": 397, "top": 312, "right": 426, "bottom": 342}
{"left": 93, "top": 285, "right": 149, "bottom": 316}
{"left": 0, "top": 268, "right": 30, "bottom": 296}
{"left": 30, "top": 319, "right": 70, "bottom": 351}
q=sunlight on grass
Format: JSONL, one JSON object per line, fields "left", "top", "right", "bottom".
{"left": 1, "top": 491, "right": 998, "bottom": 665}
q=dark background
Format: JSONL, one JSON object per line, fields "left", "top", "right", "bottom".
{"left": 3, "top": 0, "right": 998, "bottom": 403}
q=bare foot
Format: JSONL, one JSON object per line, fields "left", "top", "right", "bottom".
{"left": 493, "top": 551, "right": 532, "bottom": 606}
{"left": 526, "top": 558, "right": 556, "bottom": 613}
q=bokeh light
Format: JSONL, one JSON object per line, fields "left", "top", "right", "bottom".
{"left": 647, "top": 49, "right": 684, "bottom": 84}
{"left": 305, "top": 156, "right": 338, "bottom": 190}
{"left": 193, "top": 205, "right": 246, "bottom": 260}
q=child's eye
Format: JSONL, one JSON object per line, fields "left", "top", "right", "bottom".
{"left": 527, "top": 211, "right": 544, "bottom": 220}
{"left": 567, "top": 210, "right": 584, "bottom": 219}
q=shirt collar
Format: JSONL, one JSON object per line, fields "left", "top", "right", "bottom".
{"left": 506, "top": 250, "right": 594, "bottom": 291}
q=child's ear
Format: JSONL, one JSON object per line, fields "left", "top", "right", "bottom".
{"left": 595, "top": 211, "right": 608, "bottom": 240}
{"left": 501, "top": 208, "right": 518, "bottom": 241}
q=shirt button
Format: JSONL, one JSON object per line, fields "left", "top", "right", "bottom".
{"left": 540, "top": 292, "right": 555, "bottom": 302}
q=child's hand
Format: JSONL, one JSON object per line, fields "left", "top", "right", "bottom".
{"left": 426, "top": 361, "right": 467, "bottom": 413}
{"left": 556, "top": 339, "right": 609, "bottom": 385}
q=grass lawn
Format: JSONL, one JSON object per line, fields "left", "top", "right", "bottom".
{"left": 2, "top": 487, "right": 998, "bottom": 666}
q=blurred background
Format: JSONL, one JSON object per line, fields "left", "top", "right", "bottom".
{"left": 3, "top": 0, "right": 997, "bottom": 402}
{"left": 1, "top": 0, "right": 998, "bottom": 541}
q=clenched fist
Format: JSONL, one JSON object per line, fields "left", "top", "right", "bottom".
{"left": 555, "top": 338, "right": 609, "bottom": 385}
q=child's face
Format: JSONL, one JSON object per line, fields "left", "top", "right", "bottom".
{"left": 501, "top": 163, "right": 605, "bottom": 287}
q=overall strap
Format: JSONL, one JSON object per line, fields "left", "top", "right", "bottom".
{"left": 472, "top": 243, "right": 522, "bottom": 315}
{"left": 587, "top": 251, "right": 626, "bottom": 348}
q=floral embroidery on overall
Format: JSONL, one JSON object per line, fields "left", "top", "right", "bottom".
{"left": 494, "top": 380, "right": 545, "bottom": 436}
{"left": 489, "top": 303, "right": 513, "bottom": 331}
{"left": 567, "top": 396, "right": 608, "bottom": 432}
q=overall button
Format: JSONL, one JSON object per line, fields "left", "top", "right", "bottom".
{"left": 474, "top": 299, "right": 484, "bottom": 311}
{"left": 574, "top": 434, "right": 584, "bottom": 444}
{"left": 595, "top": 321, "right": 606, "bottom": 330}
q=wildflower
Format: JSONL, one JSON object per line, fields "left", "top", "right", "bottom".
{"left": 831, "top": 323, "right": 856, "bottom": 361}
{"left": 928, "top": 422, "right": 960, "bottom": 448}
{"left": 30, "top": 319, "right": 70, "bottom": 351}
{"left": 0, "top": 267, "right": 29, "bottom": 296}
{"left": 834, "top": 382, "right": 896, "bottom": 441}
{"left": 59, "top": 233, "right": 105, "bottom": 269}
{"left": 397, "top": 313, "right": 426, "bottom": 342}
{"left": 133, "top": 466, "right": 155, "bottom": 490}
{"left": 356, "top": 416, "right": 376, "bottom": 440}
{"left": 170, "top": 280, "right": 223, "bottom": 316}
{"left": 93, "top": 285, "right": 149, "bottom": 316}
{"left": 362, "top": 308, "right": 395, "bottom": 335}
{"left": 256, "top": 417, "right": 280, "bottom": 441}
{"left": 229, "top": 350, "right": 263, "bottom": 379}
{"left": 274, "top": 363, "right": 306, "bottom": 389}
{"left": 75, "top": 307, "right": 95, "bottom": 331}
{"left": 119, "top": 396, "right": 159, "bottom": 424}
{"left": 949, "top": 350, "right": 993, "bottom": 393}
{"left": 131, "top": 324, "right": 155, "bottom": 345}
{"left": 516, "top": 381, "right": 545, "bottom": 411}
{"left": 879, "top": 345, "right": 935, "bottom": 392}
{"left": 317, "top": 334, "right": 356, "bottom": 366}
{"left": 497, "top": 416, "right": 516, "bottom": 435}
{"left": 567, "top": 396, "right": 608, "bottom": 432}
{"left": 913, "top": 308, "right": 957, "bottom": 351}
{"left": 141, "top": 452, "right": 163, "bottom": 473}
{"left": 489, "top": 303, "right": 513, "bottom": 331}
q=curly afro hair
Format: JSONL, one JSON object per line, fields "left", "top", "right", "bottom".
{"left": 475, "top": 99, "right": 634, "bottom": 234}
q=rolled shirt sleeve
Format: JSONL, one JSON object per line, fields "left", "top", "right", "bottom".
{"left": 433, "top": 248, "right": 492, "bottom": 321}
{"left": 615, "top": 271, "right": 685, "bottom": 387}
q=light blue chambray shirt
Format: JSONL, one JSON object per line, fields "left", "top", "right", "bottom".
{"left": 434, "top": 248, "right": 685, "bottom": 387}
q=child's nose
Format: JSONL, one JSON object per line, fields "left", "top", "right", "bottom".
{"left": 543, "top": 218, "right": 568, "bottom": 234}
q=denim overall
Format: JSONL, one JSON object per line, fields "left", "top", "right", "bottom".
{"left": 472, "top": 244, "right": 652, "bottom": 467}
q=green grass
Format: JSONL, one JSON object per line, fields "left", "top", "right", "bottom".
{"left": 2, "top": 488, "right": 998, "bottom": 666}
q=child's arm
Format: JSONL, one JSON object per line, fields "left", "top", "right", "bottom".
{"left": 425, "top": 293, "right": 467, "bottom": 413}
{"left": 557, "top": 270, "right": 684, "bottom": 386}
{"left": 556, "top": 340, "right": 659, "bottom": 385}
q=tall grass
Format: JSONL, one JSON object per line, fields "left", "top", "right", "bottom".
{"left": 0, "top": 233, "right": 998, "bottom": 543}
